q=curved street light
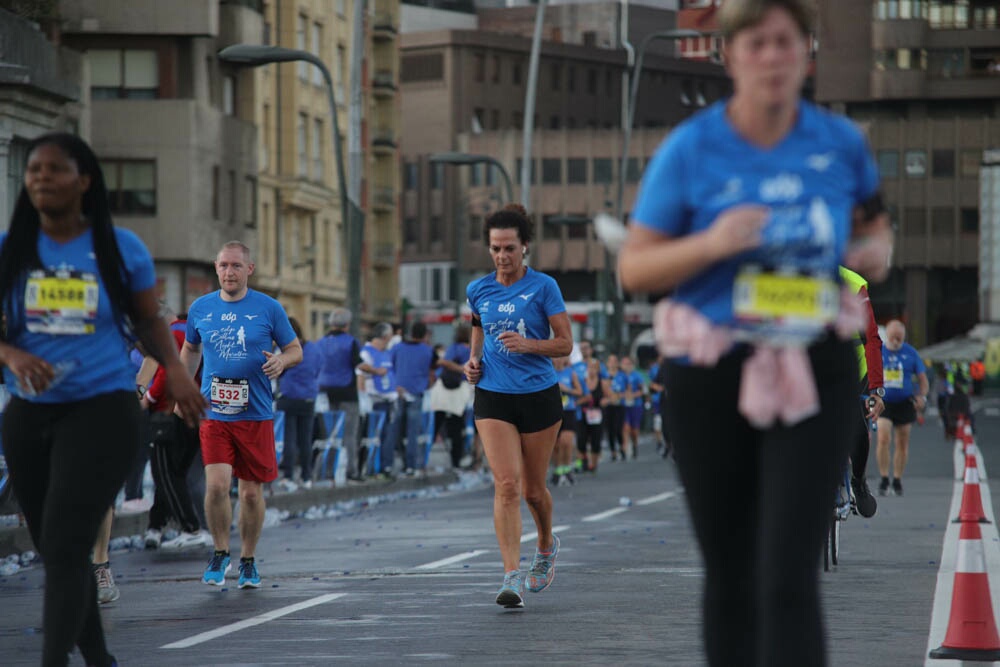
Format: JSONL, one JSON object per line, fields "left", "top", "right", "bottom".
{"left": 218, "top": 44, "right": 363, "bottom": 335}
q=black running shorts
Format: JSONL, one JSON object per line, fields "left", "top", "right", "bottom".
{"left": 474, "top": 384, "right": 563, "bottom": 434}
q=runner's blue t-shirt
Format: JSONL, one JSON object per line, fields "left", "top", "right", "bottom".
{"left": 632, "top": 100, "right": 880, "bottom": 331}
{"left": 558, "top": 366, "right": 579, "bottom": 411}
{"left": 649, "top": 362, "right": 662, "bottom": 409}
{"left": 467, "top": 267, "right": 566, "bottom": 394}
{"left": 0, "top": 228, "right": 155, "bottom": 403}
{"left": 186, "top": 289, "right": 296, "bottom": 421}
{"left": 609, "top": 370, "right": 627, "bottom": 406}
{"left": 881, "top": 342, "right": 926, "bottom": 404}
{"left": 622, "top": 370, "right": 645, "bottom": 407}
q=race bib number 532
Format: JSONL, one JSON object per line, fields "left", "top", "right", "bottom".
{"left": 210, "top": 377, "right": 250, "bottom": 415}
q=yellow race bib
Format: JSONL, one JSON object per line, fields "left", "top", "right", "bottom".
{"left": 25, "top": 270, "right": 99, "bottom": 335}
{"left": 733, "top": 269, "right": 838, "bottom": 333}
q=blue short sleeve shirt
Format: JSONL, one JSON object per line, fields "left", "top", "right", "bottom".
{"left": 1, "top": 228, "right": 155, "bottom": 402}
{"left": 631, "top": 100, "right": 880, "bottom": 328}
{"left": 881, "top": 342, "right": 926, "bottom": 404}
{"left": 186, "top": 289, "right": 296, "bottom": 421}
{"left": 467, "top": 267, "right": 566, "bottom": 394}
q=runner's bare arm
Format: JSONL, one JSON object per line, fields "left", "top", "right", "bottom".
{"left": 179, "top": 340, "right": 203, "bottom": 378}
{"left": 262, "top": 339, "right": 302, "bottom": 380}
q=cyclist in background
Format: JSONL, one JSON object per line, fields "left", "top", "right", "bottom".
{"left": 839, "top": 266, "right": 884, "bottom": 518}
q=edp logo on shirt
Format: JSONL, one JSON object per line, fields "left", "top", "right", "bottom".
{"left": 498, "top": 303, "right": 516, "bottom": 314}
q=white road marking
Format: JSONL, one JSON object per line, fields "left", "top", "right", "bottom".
{"left": 415, "top": 550, "right": 490, "bottom": 570}
{"left": 985, "top": 407, "right": 1000, "bottom": 417}
{"left": 161, "top": 593, "right": 347, "bottom": 649}
{"left": 520, "top": 525, "right": 569, "bottom": 543}
{"left": 636, "top": 491, "right": 677, "bottom": 506}
{"left": 583, "top": 507, "right": 629, "bottom": 522}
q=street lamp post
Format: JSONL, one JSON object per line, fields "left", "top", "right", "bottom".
{"left": 428, "top": 152, "right": 514, "bottom": 205}
{"left": 610, "top": 28, "right": 701, "bottom": 354}
{"left": 218, "top": 44, "right": 363, "bottom": 337}
{"left": 429, "top": 152, "right": 515, "bottom": 318}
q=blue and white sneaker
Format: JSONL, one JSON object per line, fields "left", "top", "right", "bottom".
{"left": 495, "top": 569, "right": 524, "bottom": 608}
{"left": 202, "top": 552, "right": 231, "bottom": 586}
{"left": 238, "top": 559, "right": 261, "bottom": 589}
{"left": 527, "top": 533, "right": 560, "bottom": 593}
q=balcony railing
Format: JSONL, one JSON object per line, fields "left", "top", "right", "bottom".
{"left": 372, "top": 187, "right": 396, "bottom": 212}
{"left": 372, "top": 70, "right": 397, "bottom": 97}
{"left": 372, "top": 12, "right": 398, "bottom": 40}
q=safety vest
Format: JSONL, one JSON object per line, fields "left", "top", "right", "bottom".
{"left": 839, "top": 266, "right": 868, "bottom": 380}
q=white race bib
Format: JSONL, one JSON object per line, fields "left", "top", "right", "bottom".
{"left": 210, "top": 377, "right": 249, "bottom": 414}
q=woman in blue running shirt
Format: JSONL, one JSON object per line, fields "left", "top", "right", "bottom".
{"left": 618, "top": 2, "right": 892, "bottom": 665}
{"left": 0, "top": 133, "right": 205, "bottom": 667}
{"left": 464, "top": 203, "right": 573, "bottom": 608}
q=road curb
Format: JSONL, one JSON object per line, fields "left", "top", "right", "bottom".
{"left": 0, "top": 470, "right": 461, "bottom": 558}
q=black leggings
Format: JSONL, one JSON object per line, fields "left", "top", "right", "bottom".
{"left": 663, "top": 337, "right": 857, "bottom": 667}
{"left": 435, "top": 411, "right": 466, "bottom": 468}
{"left": 851, "top": 376, "right": 872, "bottom": 480}
{"left": 604, "top": 405, "right": 624, "bottom": 455}
{"left": 148, "top": 413, "right": 202, "bottom": 534}
{"left": 4, "top": 391, "right": 139, "bottom": 667}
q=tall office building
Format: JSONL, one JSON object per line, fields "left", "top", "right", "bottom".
{"left": 817, "top": 0, "right": 1000, "bottom": 346}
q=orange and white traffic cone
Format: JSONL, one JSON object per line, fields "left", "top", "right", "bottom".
{"left": 930, "top": 522, "right": 1000, "bottom": 660}
{"left": 954, "top": 452, "right": 991, "bottom": 524}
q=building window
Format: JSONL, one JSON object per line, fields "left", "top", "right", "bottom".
{"left": 904, "top": 150, "right": 927, "bottom": 178}
{"left": 587, "top": 68, "right": 597, "bottom": 95}
{"left": 90, "top": 49, "right": 159, "bottom": 99}
{"left": 551, "top": 63, "right": 561, "bottom": 90}
{"left": 245, "top": 176, "right": 257, "bottom": 228}
{"left": 567, "top": 158, "right": 587, "bottom": 184}
{"left": 312, "top": 23, "right": 323, "bottom": 86}
{"left": 404, "top": 216, "right": 419, "bottom": 244}
{"left": 567, "top": 66, "right": 576, "bottom": 92}
{"left": 626, "top": 158, "right": 642, "bottom": 183}
{"left": 222, "top": 75, "right": 236, "bottom": 115}
{"left": 474, "top": 53, "right": 485, "bottom": 83}
{"left": 297, "top": 113, "right": 308, "bottom": 178}
{"left": 491, "top": 109, "right": 500, "bottom": 130}
{"left": 297, "top": 14, "right": 308, "bottom": 80}
{"left": 877, "top": 150, "right": 899, "bottom": 178}
{"left": 212, "top": 166, "right": 220, "bottom": 219}
{"left": 605, "top": 69, "right": 613, "bottom": 96}
{"left": 404, "top": 162, "right": 418, "bottom": 190}
{"left": 335, "top": 45, "right": 346, "bottom": 99}
{"left": 960, "top": 207, "right": 979, "bottom": 234}
{"left": 261, "top": 103, "right": 271, "bottom": 171}
{"left": 313, "top": 118, "right": 324, "bottom": 182}
{"left": 492, "top": 55, "right": 501, "bottom": 83}
{"left": 401, "top": 53, "right": 444, "bottom": 83}
{"left": 103, "top": 160, "right": 156, "bottom": 216}
{"left": 513, "top": 61, "right": 522, "bottom": 85}
{"left": 960, "top": 149, "right": 981, "bottom": 177}
{"left": 513, "top": 111, "right": 523, "bottom": 129}
{"left": 431, "top": 163, "right": 444, "bottom": 190}
{"left": 549, "top": 115, "right": 561, "bottom": 130}
{"left": 541, "top": 159, "right": 562, "bottom": 185}
{"left": 931, "top": 206, "right": 954, "bottom": 235}
{"left": 516, "top": 159, "right": 537, "bottom": 185}
{"left": 932, "top": 149, "right": 955, "bottom": 177}
{"left": 593, "top": 158, "right": 613, "bottom": 184}
{"left": 229, "top": 170, "right": 237, "bottom": 224}
{"left": 429, "top": 215, "right": 443, "bottom": 243}
{"left": 903, "top": 207, "right": 925, "bottom": 236}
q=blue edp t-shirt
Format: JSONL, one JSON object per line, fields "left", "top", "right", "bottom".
{"left": 632, "top": 100, "right": 880, "bottom": 330}
{"left": 1, "top": 228, "right": 155, "bottom": 403}
{"left": 467, "top": 267, "right": 566, "bottom": 394}
{"left": 881, "top": 342, "right": 926, "bottom": 404}
{"left": 186, "top": 289, "right": 296, "bottom": 421}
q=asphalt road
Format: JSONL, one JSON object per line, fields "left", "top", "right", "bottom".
{"left": 3, "top": 400, "right": 999, "bottom": 666}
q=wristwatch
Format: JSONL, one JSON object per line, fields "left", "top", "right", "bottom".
{"left": 872, "top": 387, "right": 885, "bottom": 398}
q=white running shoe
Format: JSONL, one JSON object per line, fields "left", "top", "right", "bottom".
{"left": 161, "top": 530, "right": 210, "bottom": 551}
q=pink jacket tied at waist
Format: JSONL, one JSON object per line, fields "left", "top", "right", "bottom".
{"left": 654, "top": 286, "right": 866, "bottom": 429}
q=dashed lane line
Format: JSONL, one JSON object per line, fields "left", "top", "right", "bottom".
{"left": 582, "top": 507, "right": 629, "bottom": 522}
{"left": 636, "top": 491, "right": 677, "bottom": 506}
{"left": 161, "top": 593, "right": 347, "bottom": 649}
{"left": 415, "top": 550, "right": 490, "bottom": 570}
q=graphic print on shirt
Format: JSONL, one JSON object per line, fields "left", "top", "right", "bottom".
{"left": 203, "top": 312, "right": 256, "bottom": 415}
